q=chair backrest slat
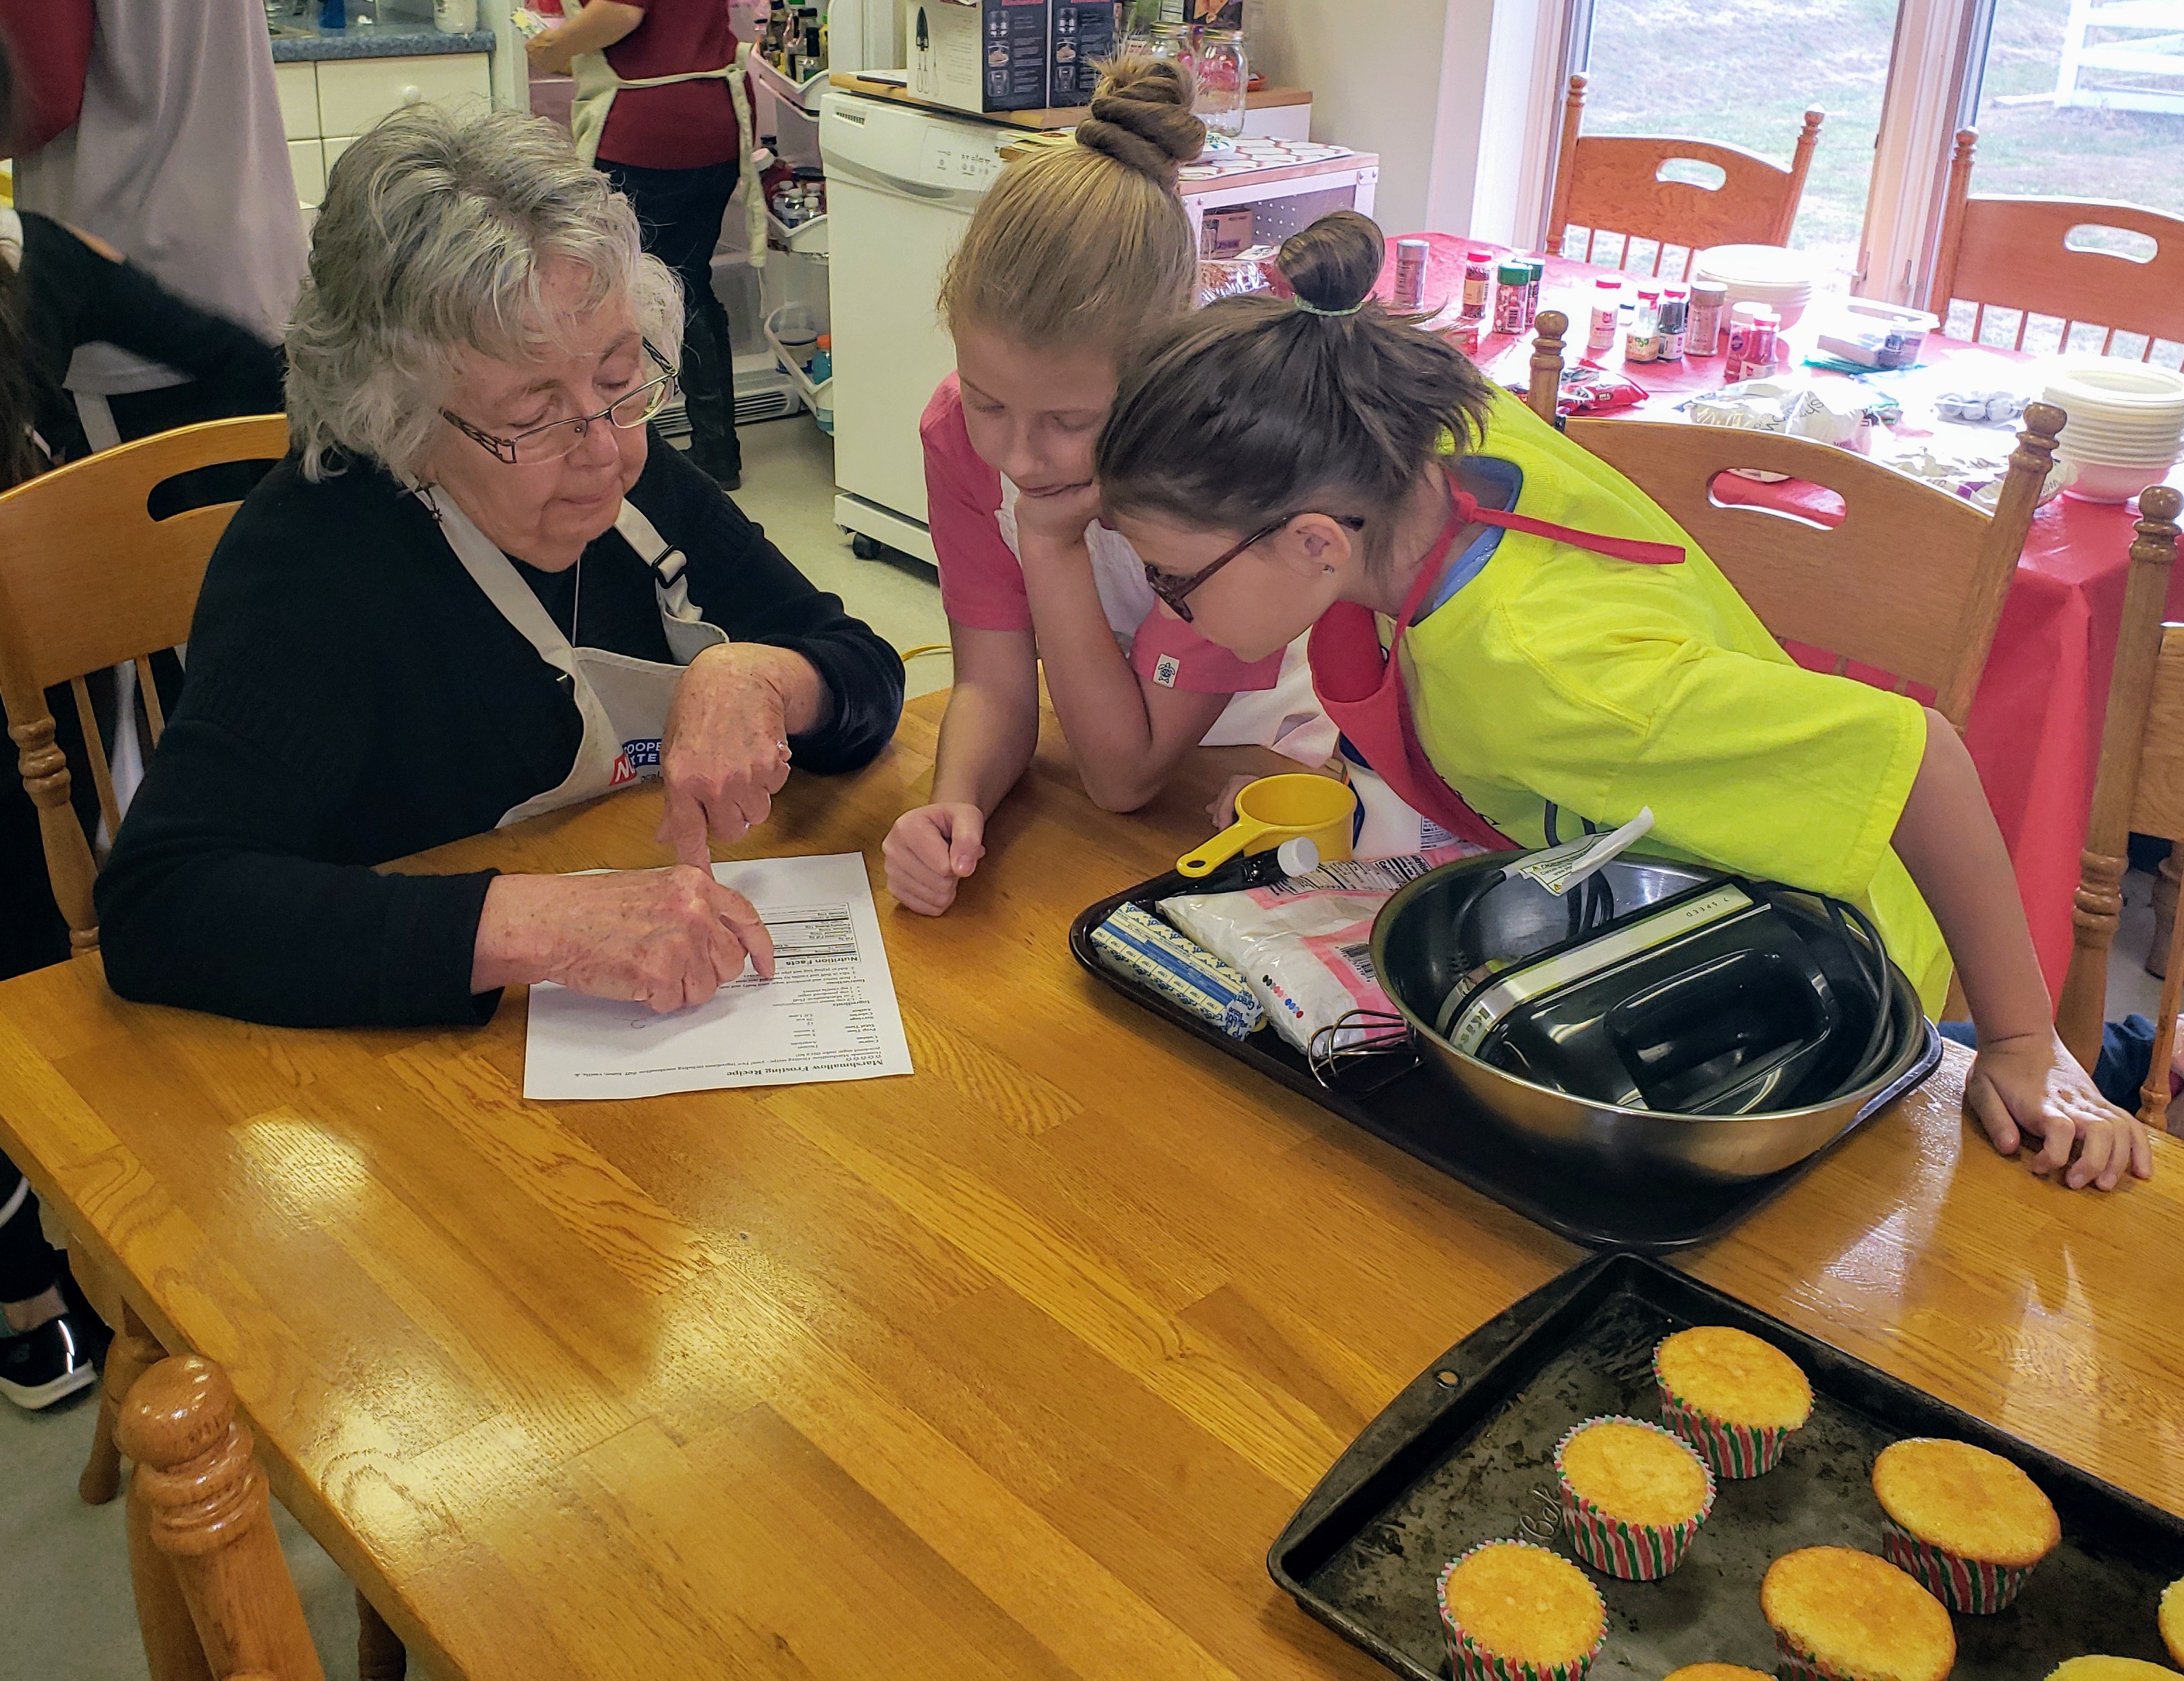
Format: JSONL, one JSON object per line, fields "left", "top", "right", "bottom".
{"left": 1547, "top": 408, "right": 2059, "bottom": 726}
{"left": 135, "top": 655, "right": 166, "bottom": 745}
{"left": 68, "top": 674, "right": 121, "bottom": 843}
{"left": 1546, "top": 73, "right": 1824, "bottom": 270}
{"left": 0, "top": 414, "right": 289, "bottom": 952}
{"left": 1931, "top": 130, "right": 2184, "bottom": 356}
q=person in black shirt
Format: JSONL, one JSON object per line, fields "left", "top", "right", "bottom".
{"left": 96, "top": 105, "right": 904, "bottom": 1028}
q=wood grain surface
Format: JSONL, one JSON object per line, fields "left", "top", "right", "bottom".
{"left": 2, "top": 692, "right": 2179, "bottom": 1680}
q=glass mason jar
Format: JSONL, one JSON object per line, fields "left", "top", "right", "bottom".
{"left": 1194, "top": 28, "right": 1247, "bottom": 136}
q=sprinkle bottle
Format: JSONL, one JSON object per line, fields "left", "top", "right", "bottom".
{"left": 1462, "top": 250, "right": 1493, "bottom": 320}
{"left": 1494, "top": 260, "right": 1530, "bottom": 334}
{"left": 1587, "top": 278, "right": 1621, "bottom": 353}
{"left": 1658, "top": 286, "right": 1689, "bottom": 360}
{"left": 1625, "top": 285, "right": 1662, "bottom": 363}
{"left": 1687, "top": 281, "right": 1728, "bottom": 356}
{"left": 1393, "top": 239, "right": 1431, "bottom": 312}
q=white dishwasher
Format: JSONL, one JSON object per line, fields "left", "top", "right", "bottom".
{"left": 822, "top": 87, "right": 1378, "bottom": 567}
{"left": 823, "top": 91, "right": 1011, "bottom": 565}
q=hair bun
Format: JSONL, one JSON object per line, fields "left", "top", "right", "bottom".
{"left": 1277, "top": 210, "right": 1385, "bottom": 316}
{"left": 1075, "top": 56, "right": 1206, "bottom": 186}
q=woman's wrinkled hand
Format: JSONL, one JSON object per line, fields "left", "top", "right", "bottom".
{"left": 473, "top": 866, "right": 775, "bottom": 1013}
{"left": 884, "top": 802, "right": 986, "bottom": 916}
{"left": 1964, "top": 1028, "right": 2154, "bottom": 1191}
{"left": 657, "top": 645, "right": 798, "bottom": 867}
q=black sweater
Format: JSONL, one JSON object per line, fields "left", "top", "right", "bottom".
{"left": 96, "top": 441, "right": 904, "bottom": 1028}
{"left": 14, "top": 211, "right": 286, "bottom": 462}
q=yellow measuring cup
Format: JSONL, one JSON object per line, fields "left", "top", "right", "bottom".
{"left": 1175, "top": 774, "right": 1357, "bottom": 878}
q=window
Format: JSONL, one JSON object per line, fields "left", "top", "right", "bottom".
{"left": 1563, "top": 0, "right": 2184, "bottom": 312}
{"left": 1573, "top": 0, "right": 1899, "bottom": 288}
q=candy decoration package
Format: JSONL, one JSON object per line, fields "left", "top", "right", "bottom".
{"left": 1088, "top": 903, "right": 1263, "bottom": 1038}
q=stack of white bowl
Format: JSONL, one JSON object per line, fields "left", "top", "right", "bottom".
{"left": 1691, "top": 244, "right": 1819, "bottom": 328}
{"left": 2041, "top": 360, "right": 2184, "bottom": 504}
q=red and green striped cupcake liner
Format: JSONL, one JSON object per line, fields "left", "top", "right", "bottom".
{"left": 1771, "top": 1625, "right": 1860, "bottom": 1681}
{"left": 1652, "top": 1342, "right": 1803, "bottom": 1479}
{"left": 1435, "top": 1540, "right": 1605, "bottom": 1681}
{"left": 1552, "top": 1416, "right": 1716, "bottom": 1581}
{"left": 1880, "top": 1518, "right": 2039, "bottom": 1613}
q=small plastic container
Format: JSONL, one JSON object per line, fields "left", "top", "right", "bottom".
{"left": 1587, "top": 278, "right": 1622, "bottom": 353}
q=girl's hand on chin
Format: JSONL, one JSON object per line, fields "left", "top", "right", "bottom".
{"left": 1013, "top": 480, "right": 1103, "bottom": 557}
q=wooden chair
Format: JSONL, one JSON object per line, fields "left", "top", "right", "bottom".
{"left": 1930, "top": 128, "right": 2184, "bottom": 357}
{"left": 0, "top": 414, "right": 289, "bottom": 950}
{"left": 1524, "top": 311, "right": 2061, "bottom": 729}
{"left": 1546, "top": 73, "right": 1824, "bottom": 279}
{"left": 119, "top": 1352, "right": 327, "bottom": 1681}
{"left": 2056, "top": 485, "right": 2184, "bottom": 1130}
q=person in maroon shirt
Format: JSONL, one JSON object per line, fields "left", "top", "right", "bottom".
{"left": 530, "top": 0, "right": 745, "bottom": 488}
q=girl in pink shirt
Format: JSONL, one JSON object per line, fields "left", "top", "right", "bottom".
{"left": 882, "top": 60, "right": 1333, "bottom": 916}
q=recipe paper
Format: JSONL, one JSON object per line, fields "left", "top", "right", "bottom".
{"left": 523, "top": 852, "right": 914, "bottom": 1100}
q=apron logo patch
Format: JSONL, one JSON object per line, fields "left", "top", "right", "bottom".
{"left": 609, "top": 753, "right": 637, "bottom": 788}
{"left": 1153, "top": 653, "right": 1181, "bottom": 688}
{"left": 618, "top": 739, "right": 663, "bottom": 782}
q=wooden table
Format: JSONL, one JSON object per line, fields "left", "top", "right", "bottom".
{"left": 2, "top": 691, "right": 2180, "bottom": 1679}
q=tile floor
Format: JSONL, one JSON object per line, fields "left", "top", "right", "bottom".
{"left": 1, "top": 415, "right": 2171, "bottom": 1678}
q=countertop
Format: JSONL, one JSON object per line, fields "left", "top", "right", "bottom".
{"left": 268, "top": 21, "right": 495, "bottom": 61}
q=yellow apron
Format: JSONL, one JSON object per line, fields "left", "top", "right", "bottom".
{"left": 570, "top": 38, "right": 768, "bottom": 267}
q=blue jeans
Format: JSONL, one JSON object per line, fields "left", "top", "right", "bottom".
{"left": 1939, "top": 1014, "right": 2156, "bottom": 1107}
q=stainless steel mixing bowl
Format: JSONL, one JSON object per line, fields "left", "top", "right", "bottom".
{"left": 1371, "top": 851, "right": 1941, "bottom": 1182}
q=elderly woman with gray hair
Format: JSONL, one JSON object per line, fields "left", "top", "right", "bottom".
{"left": 97, "top": 108, "right": 904, "bottom": 1026}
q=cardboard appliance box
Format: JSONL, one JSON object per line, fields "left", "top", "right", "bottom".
{"left": 910, "top": 0, "right": 1052, "bottom": 113}
{"left": 1049, "top": 0, "right": 1115, "bottom": 107}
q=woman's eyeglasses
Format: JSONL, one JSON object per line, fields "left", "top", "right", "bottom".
{"left": 1143, "top": 511, "right": 1367, "bottom": 623}
{"left": 442, "top": 340, "right": 679, "bottom": 466}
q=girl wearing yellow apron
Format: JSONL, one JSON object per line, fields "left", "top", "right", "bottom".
{"left": 528, "top": 0, "right": 764, "bottom": 487}
{"left": 1093, "top": 210, "right": 2150, "bottom": 1194}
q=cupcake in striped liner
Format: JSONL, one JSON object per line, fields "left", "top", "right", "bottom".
{"left": 2046, "top": 1663, "right": 2180, "bottom": 1680}
{"left": 1761, "top": 1547, "right": 1954, "bottom": 1681}
{"left": 1654, "top": 1325, "right": 1812, "bottom": 1480}
{"left": 1435, "top": 1539, "right": 1606, "bottom": 1681}
{"left": 1663, "top": 1668, "right": 1773, "bottom": 1681}
{"left": 1871, "top": 1437, "right": 2059, "bottom": 1613}
{"left": 2161, "top": 1574, "right": 2183, "bottom": 1666}
{"left": 1553, "top": 1416, "right": 1715, "bottom": 1581}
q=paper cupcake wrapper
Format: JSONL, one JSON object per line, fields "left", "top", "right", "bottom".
{"left": 1553, "top": 1416, "right": 1716, "bottom": 1581}
{"left": 1436, "top": 1541, "right": 1603, "bottom": 1681}
{"left": 1652, "top": 1343, "right": 1802, "bottom": 1479}
{"left": 1880, "top": 1518, "right": 2037, "bottom": 1613}
{"left": 1771, "top": 1626, "right": 1857, "bottom": 1681}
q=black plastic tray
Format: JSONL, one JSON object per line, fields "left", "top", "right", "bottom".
{"left": 1068, "top": 878, "right": 1941, "bottom": 1253}
{"left": 1268, "top": 1253, "right": 2184, "bottom": 1677}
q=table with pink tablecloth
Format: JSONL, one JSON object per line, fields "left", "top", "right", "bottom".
{"left": 1369, "top": 233, "right": 2183, "bottom": 994}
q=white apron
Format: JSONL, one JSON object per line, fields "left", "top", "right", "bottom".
{"left": 422, "top": 488, "right": 727, "bottom": 826}
{"left": 571, "top": 39, "right": 768, "bottom": 269}
{"left": 993, "top": 476, "right": 1340, "bottom": 767}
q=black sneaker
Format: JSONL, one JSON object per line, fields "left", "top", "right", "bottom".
{"left": 0, "top": 1311, "right": 101, "bottom": 1410}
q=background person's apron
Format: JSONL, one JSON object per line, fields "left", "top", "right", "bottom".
{"left": 569, "top": 40, "right": 768, "bottom": 269}
{"left": 423, "top": 489, "right": 728, "bottom": 826}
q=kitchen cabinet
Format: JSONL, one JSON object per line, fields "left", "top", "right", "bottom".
{"left": 277, "top": 52, "right": 492, "bottom": 210}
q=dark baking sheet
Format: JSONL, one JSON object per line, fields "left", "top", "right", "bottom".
{"left": 1269, "top": 1252, "right": 2184, "bottom": 1677}
{"left": 1068, "top": 878, "right": 1940, "bottom": 1253}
